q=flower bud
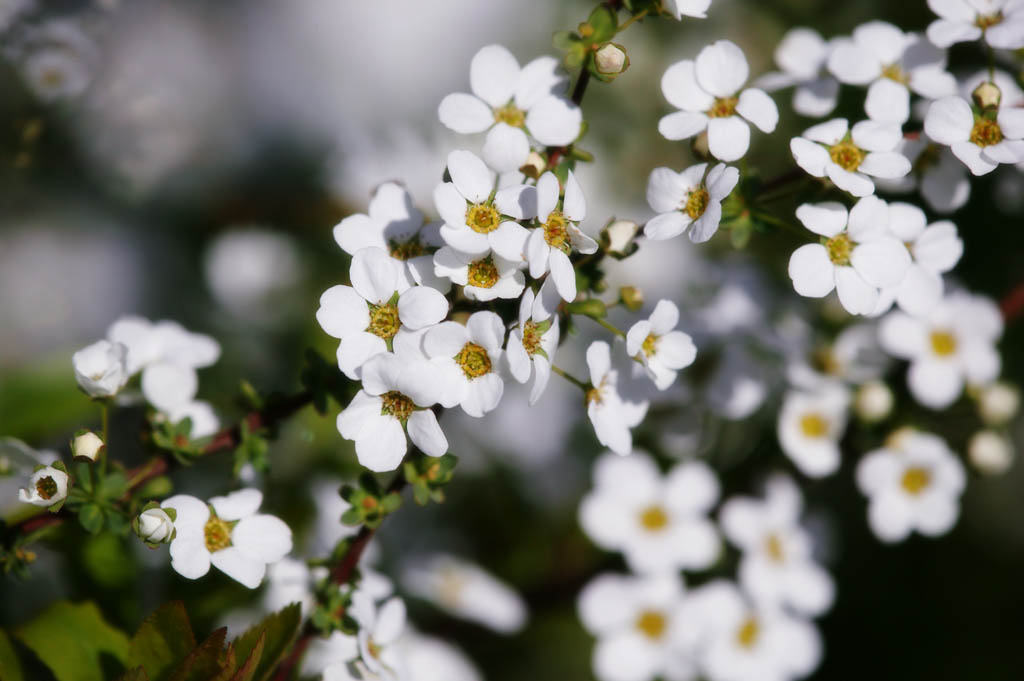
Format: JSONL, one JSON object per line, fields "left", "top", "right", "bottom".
{"left": 594, "top": 43, "right": 629, "bottom": 77}
{"left": 72, "top": 431, "right": 105, "bottom": 462}
{"left": 884, "top": 426, "right": 918, "bottom": 452}
{"left": 854, "top": 380, "right": 893, "bottom": 423}
{"left": 978, "top": 381, "right": 1019, "bottom": 426}
{"left": 620, "top": 286, "right": 644, "bottom": 312}
{"left": 18, "top": 466, "right": 69, "bottom": 507}
{"left": 602, "top": 219, "right": 638, "bottom": 255}
{"left": 72, "top": 339, "right": 129, "bottom": 398}
{"left": 519, "top": 151, "right": 546, "bottom": 179}
{"left": 136, "top": 507, "right": 175, "bottom": 544}
{"left": 968, "top": 430, "right": 1013, "bottom": 475}
{"left": 972, "top": 81, "right": 1001, "bottom": 110}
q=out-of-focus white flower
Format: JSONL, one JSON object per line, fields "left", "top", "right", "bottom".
{"left": 402, "top": 554, "right": 528, "bottom": 634}
{"left": 161, "top": 489, "right": 292, "bottom": 589}
{"left": 424, "top": 312, "right": 506, "bottom": 418}
{"left": 926, "top": 0, "right": 1024, "bottom": 49}
{"left": 204, "top": 228, "right": 302, "bottom": 319}
{"left": 826, "top": 21, "right": 956, "bottom": 124}
{"left": 977, "top": 381, "right": 1020, "bottom": 426}
{"left": 585, "top": 342, "right": 649, "bottom": 455}
{"left": 263, "top": 558, "right": 323, "bottom": 616}
{"left": 878, "top": 290, "right": 1002, "bottom": 409}
{"left": 645, "top": 163, "right": 739, "bottom": 243}
{"left": 20, "top": 20, "right": 96, "bottom": 103}
{"left": 506, "top": 288, "right": 560, "bottom": 405}
{"left": 755, "top": 28, "right": 838, "bottom": 118}
{"left": 72, "top": 340, "right": 129, "bottom": 398}
{"left": 876, "top": 135, "right": 971, "bottom": 214}
{"left": 438, "top": 44, "right": 580, "bottom": 172}
{"left": 626, "top": 300, "right": 697, "bottom": 391}
{"left": 164, "top": 400, "right": 220, "bottom": 439}
{"left": 352, "top": 593, "right": 407, "bottom": 680}
{"left": 658, "top": 40, "right": 778, "bottom": 162}
{"left": 316, "top": 247, "right": 449, "bottom": 380}
{"left": 719, "top": 475, "right": 834, "bottom": 617}
{"left": 580, "top": 452, "right": 720, "bottom": 573}
{"left": 924, "top": 94, "right": 1024, "bottom": 175}
{"left": 0, "top": 0, "right": 32, "bottom": 32}
{"left": 398, "top": 633, "right": 482, "bottom": 681}
{"left": 788, "top": 197, "right": 910, "bottom": 315}
{"left": 777, "top": 386, "right": 850, "bottom": 478}
{"left": 137, "top": 508, "right": 175, "bottom": 544}
{"left": 18, "top": 465, "right": 69, "bottom": 507}
{"left": 662, "top": 0, "right": 712, "bottom": 19}
{"left": 856, "top": 430, "right": 966, "bottom": 542}
{"left": 968, "top": 430, "right": 1014, "bottom": 474}
{"left": 790, "top": 118, "right": 911, "bottom": 197}
{"left": 604, "top": 220, "right": 639, "bottom": 255}
{"left": 303, "top": 631, "right": 359, "bottom": 678}
{"left": 854, "top": 380, "right": 894, "bottom": 423}
{"left": 525, "top": 171, "right": 597, "bottom": 301}
{"left": 578, "top": 572, "right": 694, "bottom": 681}
{"left": 72, "top": 431, "right": 104, "bottom": 463}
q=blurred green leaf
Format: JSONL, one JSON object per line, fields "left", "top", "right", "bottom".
{"left": 126, "top": 601, "right": 196, "bottom": 681}
{"left": 0, "top": 630, "right": 25, "bottom": 681}
{"left": 78, "top": 504, "right": 105, "bottom": 534}
{"left": 225, "top": 632, "right": 263, "bottom": 681}
{"left": 230, "top": 603, "right": 301, "bottom": 681}
{"left": 586, "top": 6, "right": 618, "bottom": 42}
{"left": 167, "top": 628, "right": 228, "bottom": 681}
{"left": 81, "top": 532, "right": 134, "bottom": 588}
{"left": 14, "top": 601, "right": 129, "bottom": 681}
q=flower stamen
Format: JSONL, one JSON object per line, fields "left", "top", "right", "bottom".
{"left": 684, "top": 188, "right": 710, "bottom": 219}
{"left": 829, "top": 140, "right": 865, "bottom": 172}
{"left": 381, "top": 391, "right": 415, "bottom": 421}
{"left": 367, "top": 303, "right": 400, "bottom": 340}
{"left": 204, "top": 515, "right": 233, "bottom": 553}
{"left": 635, "top": 610, "right": 668, "bottom": 640}
{"left": 466, "top": 203, "right": 501, "bottom": 234}
{"left": 455, "top": 342, "right": 492, "bottom": 379}
{"left": 901, "top": 467, "right": 931, "bottom": 495}
{"left": 825, "top": 233, "right": 852, "bottom": 266}
{"left": 707, "top": 97, "right": 738, "bottom": 118}
{"left": 467, "top": 257, "right": 499, "bottom": 288}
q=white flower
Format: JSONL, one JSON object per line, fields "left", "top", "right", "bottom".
{"left": 506, "top": 288, "right": 560, "bottom": 405}
{"left": 333, "top": 182, "right": 449, "bottom": 293}
{"left": 788, "top": 197, "right": 911, "bottom": 315}
{"left": 662, "top": 0, "right": 712, "bottom": 19}
{"left": 871, "top": 202, "right": 962, "bottom": 317}
{"left": 337, "top": 352, "right": 448, "bottom": 472}
{"left": 165, "top": 400, "right": 220, "bottom": 439}
{"left": 968, "top": 430, "right": 1014, "bottom": 474}
{"left": 755, "top": 28, "right": 838, "bottom": 118}
{"left": 856, "top": 430, "right": 966, "bottom": 542}
{"left": 137, "top": 508, "right": 175, "bottom": 544}
{"left": 525, "top": 170, "right": 598, "bottom": 301}
{"left": 679, "top": 580, "right": 821, "bottom": 681}
{"left": 304, "top": 631, "right": 359, "bottom": 678}
{"left": 204, "top": 228, "right": 302, "bottom": 320}
{"left": 72, "top": 339, "right": 129, "bottom": 398}
{"left": 926, "top": 0, "right": 1024, "bottom": 49}
{"left": 790, "top": 118, "right": 911, "bottom": 197}
{"left": 604, "top": 219, "right": 639, "bottom": 255}
{"left": 351, "top": 592, "right": 407, "bottom": 680}
{"left": 878, "top": 290, "right": 1003, "bottom": 409}
{"left": 22, "top": 45, "right": 91, "bottom": 102}
{"left": 438, "top": 45, "right": 581, "bottom": 172}
{"left": 645, "top": 163, "right": 739, "bottom": 243}
{"left": 719, "top": 475, "right": 834, "bottom": 617}
{"left": 18, "top": 465, "right": 69, "bottom": 507}
{"left": 977, "top": 380, "right": 1020, "bottom": 425}
{"left": 876, "top": 135, "right": 970, "bottom": 214}
{"left": 72, "top": 431, "right": 104, "bottom": 462}
{"left": 854, "top": 379, "right": 894, "bottom": 422}
{"left": 658, "top": 40, "right": 779, "bottom": 162}
{"left": 585, "top": 342, "right": 649, "bottom": 456}
{"left": 161, "top": 488, "right": 292, "bottom": 589}
{"left": 317, "top": 247, "right": 449, "bottom": 380}
{"left": 826, "top": 21, "right": 956, "bottom": 124}
{"left": 924, "top": 94, "right": 1024, "bottom": 175}
{"left": 398, "top": 634, "right": 482, "bottom": 681}
{"left": 401, "top": 554, "right": 528, "bottom": 634}
{"left": 423, "top": 312, "right": 506, "bottom": 418}
{"left": 579, "top": 452, "right": 720, "bottom": 573}
{"left": 777, "top": 386, "right": 850, "bottom": 478}
{"left": 626, "top": 300, "right": 697, "bottom": 391}
{"left": 433, "top": 247, "right": 525, "bottom": 301}
{"left": 577, "top": 572, "right": 694, "bottom": 681}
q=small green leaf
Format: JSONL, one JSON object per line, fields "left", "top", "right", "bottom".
{"left": 114, "top": 669, "right": 150, "bottom": 681}
{"left": 167, "top": 628, "right": 229, "bottom": 681}
{"left": 566, "top": 298, "right": 608, "bottom": 319}
{"left": 586, "top": 5, "right": 618, "bottom": 42}
{"left": 230, "top": 603, "right": 301, "bottom": 681}
{"left": 0, "top": 629, "right": 25, "bottom": 681}
{"left": 97, "top": 472, "right": 129, "bottom": 501}
{"left": 78, "top": 503, "right": 106, "bottom": 534}
{"left": 127, "top": 602, "right": 196, "bottom": 681}
{"left": 226, "top": 633, "right": 262, "bottom": 681}
{"left": 15, "top": 601, "right": 129, "bottom": 681}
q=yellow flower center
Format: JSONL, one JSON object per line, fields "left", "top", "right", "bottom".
{"left": 641, "top": 333, "right": 659, "bottom": 358}
{"left": 970, "top": 117, "right": 1003, "bottom": 147}
{"left": 204, "top": 515, "right": 233, "bottom": 553}
{"left": 635, "top": 610, "right": 668, "bottom": 640}
{"left": 41, "top": 69, "right": 65, "bottom": 88}
{"left": 735, "top": 617, "right": 760, "bottom": 648}
{"left": 494, "top": 103, "right": 525, "bottom": 128}
{"left": 829, "top": 140, "right": 865, "bottom": 172}
{"left": 901, "top": 467, "right": 931, "bottom": 495}
{"left": 466, "top": 203, "right": 501, "bottom": 234}
{"left": 800, "top": 413, "right": 829, "bottom": 438}
{"left": 825, "top": 233, "right": 853, "bottom": 266}
{"left": 467, "top": 257, "right": 499, "bottom": 288}
{"left": 639, "top": 505, "right": 670, "bottom": 531}
{"left": 36, "top": 476, "right": 58, "bottom": 500}
{"left": 684, "top": 188, "right": 710, "bottom": 219}
{"left": 708, "top": 96, "right": 738, "bottom": 118}
{"left": 521, "top": 321, "right": 543, "bottom": 355}
{"left": 930, "top": 330, "right": 957, "bottom": 356}
{"left": 367, "top": 303, "right": 400, "bottom": 340}
{"left": 381, "top": 390, "right": 415, "bottom": 421}
{"left": 881, "top": 63, "right": 908, "bottom": 84}
{"left": 543, "top": 211, "right": 572, "bottom": 254}
{"left": 585, "top": 385, "right": 604, "bottom": 405}
{"left": 765, "top": 533, "right": 785, "bottom": 562}
{"left": 455, "top": 342, "right": 492, "bottom": 379}
{"left": 388, "top": 237, "right": 426, "bottom": 261}
{"left": 975, "top": 11, "right": 1004, "bottom": 29}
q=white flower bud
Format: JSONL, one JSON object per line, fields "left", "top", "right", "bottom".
{"left": 968, "top": 430, "right": 1013, "bottom": 475}
{"left": 603, "top": 219, "right": 638, "bottom": 254}
{"left": 595, "top": 43, "right": 628, "bottom": 75}
{"left": 137, "top": 508, "right": 175, "bottom": 543}
{"left": 72, "top": 340, "right": 129, "bottom": 398}
{"left": 855, "top": 380, "right": 893, "bottom": 423}
{"left": 72, "top": 431, "right": 105, "bottom": 462}
{"left": 978, "top": 382, "right": 1019, "bottom": 426}
{"left": 18, "top": 466, "right": 69, "bottom": 507}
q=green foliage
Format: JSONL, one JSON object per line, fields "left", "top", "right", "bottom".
{"left": 403, "top": 453, "right": 458, "bottom": 506}
{"left": 230, "top": 603, "right": 301, "bottom": 681}
{"left": 151, "top": 416, "right": 206, "bottom": 463}
{"left": 81, "top": 532, "right": 135, "bottom": 587}
{"left": 126, "top": 601, "right": 197, "bottom": 681}
{"left": 302, "top": 349, "right": 352, "bottom": 416}
{"left": 340, "top": 474, "right": 402, "bottom": 528}
{"left": 14, "top": 601, "right": 129, "bottom": 681}
{"left": 0, "top": 630, "right": 25, "bottom": 681}
{"left": 233, "top": 420, "right": 269, "bottom": 477}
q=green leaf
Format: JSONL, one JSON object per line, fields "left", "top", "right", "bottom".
{"left": 127, "top": 602, "right": 196, "bottom": 681}
{"left": 81, "top": 533, "right": 134, "bottom": 588}
{"left": 78, "top": 504, "right": 105, "bottom": 534}
{"left": 97, "top": 472, "right": 129, "bottom": 501}
{"left": 0, "top": 630, "right": 25, "bottom": 681}
{"left": 586, "top": 5, "right": 618, "bottom": 42}
{"left": 226, "top": 633, "right": 263, "bottom": 681}
{"left": 114, "top": 669, "right": 150, "bottom": 681}
{"left": 167, "top": 628, "right": 228, "bottom": 681}
{"left": 230, "top": 603, "right": 301, "bottom": 681}
{"left": 15, "top": 601, "right": 129, "bottom": 681}
{"left": 552, "top": 30, "right": 578, "bottom": 50}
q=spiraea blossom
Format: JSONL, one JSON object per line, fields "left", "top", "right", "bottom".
{"left": 777, "top": 385, "right": 850, "bottom": 478}
{"left": 432, "top": 246, "right": 526, "bottom": 301}
{"left": 18, "top": 465, "right": 69, "bottom": 507}
{"left": 72, "top": 339, "right": 129, "bottom": 398}
{"left": 317, "top": 247, "right": 449, "bottom": 379}
{"left": 424, "top": 311, "right": 506, "bottom": 418}
{"left": 333, "top": 182, "right": 449, "bottom": 293}
{"left": 719, "top": 475, "right": 834, "bottom": 617}
{"left": 626, "top": 300, "right": 697, "bottom": 391}
{"left": 585, "top": 341, "right": 649, "bottom": 456}
{"left": 878, "top": 290, "right": 1002, "bottom": 409}
{"left": 926, "top": 0, "right": 1024, "bottom": 49}
{"left": 579, "top": 452, "right": 720, "bottom": 573}
{"left": 577, "top": 572, "right": 693, "bottom": 681}
{"left": 505, "top": 288, "right": 560, "bottom": 405}
{"left": 790, "top": 118, "right": 911, "bottom": 197}
{"left": 856, "top": 430, "right": 966, "bottom": 542}
{"left": 438, "top": 45, "right": 581, "bottom": 172}
{"left": 352, "top": 593, "right": 408, "bottom": 680}
{"left": 161, "top": 488, "right": 292, "bottom": 589}
{"left": 826, "top": 21, "right": 956, "bottom": 124}
{"left": 755, "top": 28, "right": 838, "bottom": 118}
{"left": 788, "top": 197, "right": 911, "bottom": 315}
{"left": 877, "top": 134, "right": 970, "bottom": 214}
{"left": 663, "top": 0, "right": 713, "bottom": 20}
{"left": 924, "top": 91, "right": 1024, "bottom": 175}
{"left": 658, "top": 40, "right": 779, "bottom": 162}
{"left": 644, "top": 163, "right": 739, "bottom": 243}
{"left": 525, "top": 170, "right": 597, "bottom": 301}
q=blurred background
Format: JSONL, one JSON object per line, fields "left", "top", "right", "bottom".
{"left": 2, "top": 0, "right": 1024, "bottom": 679}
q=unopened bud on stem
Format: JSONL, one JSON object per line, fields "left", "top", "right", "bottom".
{"left": 595, "top": 43, "right": 629, "bottom": 77}
{"left": 72, "top": 431, "right": 105, "bottom": 463}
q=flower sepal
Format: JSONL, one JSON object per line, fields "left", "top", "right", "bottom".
{"left": 340, "top": 474, "right": 403, "bottom": 529}
{"left": 403, "top": 452, "right": 458, "bottom": 506}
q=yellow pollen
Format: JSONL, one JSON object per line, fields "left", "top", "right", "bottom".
{"left": 930, "top": 330, "right": 957, "bottom": 356}
{"left": 204, "top": 515, "right": 232, "bottom": 553}
{"left": 388, "top": 237, "right": 426, "bottom": 261}
{"left": 641, "top": 333, "right": 659, "bottom": 358}
{"left": 708, "top": 96, "right": 738, "bottom": 118}
{"left": 829, "top": 140, "right": 865, "bottom": 172}
{"left": 881, "top": 63, "right": 908, "bottom": 84}
{"left": 901, "top": 467, "right": 931, "bottom": 495}
{"left": 543, "top": 211, "right": 572, "bottom": 253}
{"left": 639, "top": 505, "right": 670, "bottom": 531}
{"left": 975, "top": 12, "right": 1004, "bottom": 29}
{"left": 455, "top": 342, "right": 492, "bottom": 379}
{"left": 35, "top": 476, "right": 58, "bottom": 500}
{"left": 494, "top": 103, "right": 525, "bottom": 128}
{"left": 467, "top": 257, "right": 499, "bottom": 288}
{"left": 586, "top": 386, "right": 604, "bottom": 405}
{"left": 367, "top": 639, "right": 383, "bottom": 660}
{"left": 825, "top": 233, "right": 853, "bottom": 266}
{"left": 521, "top": 321, "right": 543, "bottom": 355}
{"left": 41, "top": 69, "right": 65, "bottom": 88}
{"left": 736, "top": 617, "right": 760, "bottom": 648}
{"left": 969, "top": 117, "right": 1003, "bottom": 148}
{"left": 765, "top": 534, "right": 785, "bottom": 562}
{"left": 800, "top": 413, "right": 828, "bottom": 438}
{"left": 466, "top": 203, "right": 501, "bottom": 234}
{"left": 367, "top": 303, "right": 400, "bottom": 340}
{"left": 684, "top": 188, "right": 710, "bottom": 219}
{"left": 635, "top": 611, "right": 668, "bottom": 640}
{"left": 381, "top": 390, "right": 415, "bottom": 421}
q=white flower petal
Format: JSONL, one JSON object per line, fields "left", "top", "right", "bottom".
{"left": 924, "top": 97, "right": 973, "bottom": 145}
{"left": 482, "top": 124, "right": 530, "bottom": 174}
{"left": 795, "top": 201, "right": 849, "bottom": 237}
{"left": 707, "top": 116, "right": 750, "bottom": 161}
{"left": 827, "top": 38, "right": 880, "bottom": 84}
{"left": 211, "top": 547, "right": 266, "bottom": 589}
{"left": 407, "top": 410, "right": 448, "bottom": 456}
{"left": 355, "top": 415, "right": 407, "bottom": 471}
{"left": 398, "top": 286, "right": 449, "bottom": 330}
{"left": 438, "top": 93, "right": 494, "bottom": 134}
{"left": 447, "top": 150, "right": 494, "bottom": 203}
{"left": 791, "top": 137, "right": 830, "bottom": 176}
{"left": 736, "top": 88, "right": 779, "bottom": 133}
{"left": 563, "top": 170, "right": 586, "bottom": 222}
{"left": 233, "top": 514, "right": 292, "bottom": 563}
{"left": 851, "top": 238, "right": 911, "bottom": 288}
{"left": 789, "top": 244, "right": 836, "bottom": 297}
{"left": 526, "top": 96, "right": 582, "bottom": 146}
{"left": 835, "top": 266, "right": 879, "bottom": 314}
{"left": 657, "top": 111, "right": 708, "bottom": 141}
{"left": 826, "top": 163, "right": 875, "bottom": 196}
{"left": 695, "top": 40, "right": 749, "bottom": 98}
{"left": 351, "top": 247, "right": 399, "bottom": 303}
{"left": 470, "top": 44, "right": 519, "bottom": 108}
{"left": 495, "top": 185, "right": 538, "bottom": 220}
{"left": 661, "top": 59, "right": 714, "bottom": 112}
{"left": 210, "top": 488, "right": 262, "bottom": 521}
{"left": 337, "top": 332, "right": 387, "bottom": 380}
